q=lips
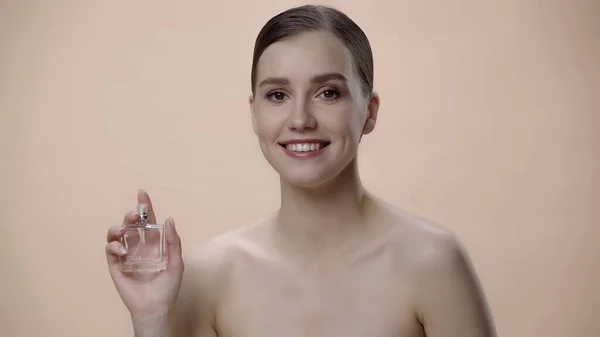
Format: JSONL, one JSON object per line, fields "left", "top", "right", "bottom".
{"left": 278, "top": 139, "right": 331, "bottom": 157}
{"left": 278, "top": 139, "right": 331, "bottom": 152}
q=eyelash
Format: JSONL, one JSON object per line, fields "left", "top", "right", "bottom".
{"left": 265, "top": 88, "right": 341, "bottom": 103}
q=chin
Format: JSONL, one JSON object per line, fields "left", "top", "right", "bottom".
{"left": 261, "top": 146, "right": 357, "bottom": 189}
{"left": 276, "top": 164, "right": 348, "bottom": 190}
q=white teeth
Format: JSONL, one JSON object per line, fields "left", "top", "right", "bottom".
{"left": 285, "top": 143, "right": 325, "bottom": 152}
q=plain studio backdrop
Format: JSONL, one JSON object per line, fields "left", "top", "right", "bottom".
{"left": 1, "top": 0, "right": 598, "bottom": 336}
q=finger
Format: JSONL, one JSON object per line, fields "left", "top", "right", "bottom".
{"left": 122, "top": 210, "right": 140, "bottom": 227}
{"left": 105, "top": 241, "right": 128, "bottom": 269}
{"left": 165, "top": 218, "right": 183, "bottom": 268}
{"left": 137, "top": 189, "right": 157, "bottom": 224}
{"left": 107, "top": 225, "right": 126, "bottom": 243}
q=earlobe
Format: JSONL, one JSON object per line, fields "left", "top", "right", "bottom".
{"left": 362, "top": 92, "right": 380, "bottom": 135}
{"left": 363, "top": 119, "right": 376, "bottom": 134}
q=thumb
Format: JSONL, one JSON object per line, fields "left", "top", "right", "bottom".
{"left": 165, "top": 218, "right": 183, "bottom": 267}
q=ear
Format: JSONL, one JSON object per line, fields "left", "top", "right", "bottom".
{"left": 249, "top": 93, "right": 258, "bottom": 135}
{"left": 362, "top": 92, "right": 380, "bottom": 135}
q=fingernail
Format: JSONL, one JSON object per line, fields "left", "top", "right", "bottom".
{"left": 120, "top": 246, "right": 128, "bottom": 254}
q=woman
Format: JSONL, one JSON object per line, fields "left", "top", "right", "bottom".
{"left": 106, "top": 5, "right": 497, "bottom": 337}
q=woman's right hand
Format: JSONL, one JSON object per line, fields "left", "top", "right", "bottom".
{"left": 105, "top": 190, "right": 185, "bottom": 320}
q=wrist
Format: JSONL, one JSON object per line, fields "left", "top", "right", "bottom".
{"left": 131, "top": 312, "right": 174, "bottom": 337}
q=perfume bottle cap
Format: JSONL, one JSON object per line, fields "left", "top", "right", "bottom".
{"left": 137, "top": 204, "right": 149, "bottom": 221}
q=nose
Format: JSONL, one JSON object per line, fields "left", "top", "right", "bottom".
{"left": 287, "top": 100, "right": 317, "bottom": 131}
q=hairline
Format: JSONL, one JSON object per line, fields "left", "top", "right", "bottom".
{"left": 252, "top": 29, "right": 369, "bottom": 98}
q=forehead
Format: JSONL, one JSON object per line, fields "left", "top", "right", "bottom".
{"left": 255, "top": 30, "right": 354, "bottom": 82}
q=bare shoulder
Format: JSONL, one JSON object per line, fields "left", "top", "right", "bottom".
{"left": 173, "top": 218, "right": 270, "bottom": 336}
{"left": 389, "top": 206, "right": 468, "bottom": 270}
{"left": 379, "top": 201, "right": 497, "bottom": 336}
{"left": 183, "top": 217, "right": 269, "bottom": 277}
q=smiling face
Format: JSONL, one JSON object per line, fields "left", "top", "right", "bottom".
{"left": 250, "top": 30, "right": 379, "bottom": 188}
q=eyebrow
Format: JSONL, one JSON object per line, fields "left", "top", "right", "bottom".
{"left": 258, "top": 72, "right": 348, "bottom": 88}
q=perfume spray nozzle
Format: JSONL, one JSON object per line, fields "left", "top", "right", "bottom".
{"left": 137, "top": 204, "right": 149, "bottom": 221}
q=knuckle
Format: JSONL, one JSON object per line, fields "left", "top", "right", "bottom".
{"left": 107, "top": 242, "right": 122, "bottom": 254}
{"left": 123, "top": 211, "right": 138, "bottom": 223}
{"left": 107, "top": 226, "right": 124, "bottom": 241}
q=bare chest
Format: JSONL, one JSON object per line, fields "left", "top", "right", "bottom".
{"left": 215, "top": 252, "right": 424, "bottom": 337}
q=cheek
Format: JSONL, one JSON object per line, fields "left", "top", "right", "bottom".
{"left": 333, "top": 110, "right": 367, "bottom": 140}
{"left": 254, "top": 112, "right": 283, "bottom": 141}
{"left": 351, "top": 107, "right": 370, "bottom": 136}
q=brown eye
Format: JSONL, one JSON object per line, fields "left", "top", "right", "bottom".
{"left": 266, "top": 91, "right": 287, "bottom": 102}
{"left": 323, "top": 90, "right": 335, "bottom": 98}
{"left": 319, "top": 89, "right": 340, "bottom": 100}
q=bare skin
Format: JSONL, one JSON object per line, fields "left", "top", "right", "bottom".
{"left": 107, "top": 29, "right": 496, "bottom": 337}
{"left": 173, "top": 179, "right": 496, "bottom": 337}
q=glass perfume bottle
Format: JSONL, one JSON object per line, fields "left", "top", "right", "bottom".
{"left": 120, "top": 204, "right": 167, "bottom": 272}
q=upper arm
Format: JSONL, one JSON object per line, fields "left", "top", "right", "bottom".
{"left": 172, "top": 244, "right": 224, "bottom": 337}
{"left": 413, "top": 232, "right": 497, "bottom": 337}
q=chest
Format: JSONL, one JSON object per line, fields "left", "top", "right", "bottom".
{"left": 215, "top": 254, "right": 423, "bottom": 337}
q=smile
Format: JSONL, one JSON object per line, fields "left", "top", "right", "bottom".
{"left": 282, "top": 142, "right": 329, "bottom": 152}
{"left": 278, "top": 140, "right": 331, "bottom": 158}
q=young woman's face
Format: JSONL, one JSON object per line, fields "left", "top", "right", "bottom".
{"left": 250, "top": 30, "right": 379, "bottom": 188}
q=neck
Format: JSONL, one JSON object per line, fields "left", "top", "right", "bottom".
{"left": 272, "top": 158, "right": 376, "bottom": 261}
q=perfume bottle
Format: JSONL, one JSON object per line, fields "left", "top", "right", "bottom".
{"left": 120, "top": 204, "right": 167, "bottom": 272}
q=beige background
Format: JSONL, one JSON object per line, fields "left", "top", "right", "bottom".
{"left": 1, "top": 0, "right": 598, "bottom": 336}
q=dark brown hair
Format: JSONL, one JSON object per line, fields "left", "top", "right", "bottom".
{"left": 250, "top": 5, "right": 374, "bottom": 97}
